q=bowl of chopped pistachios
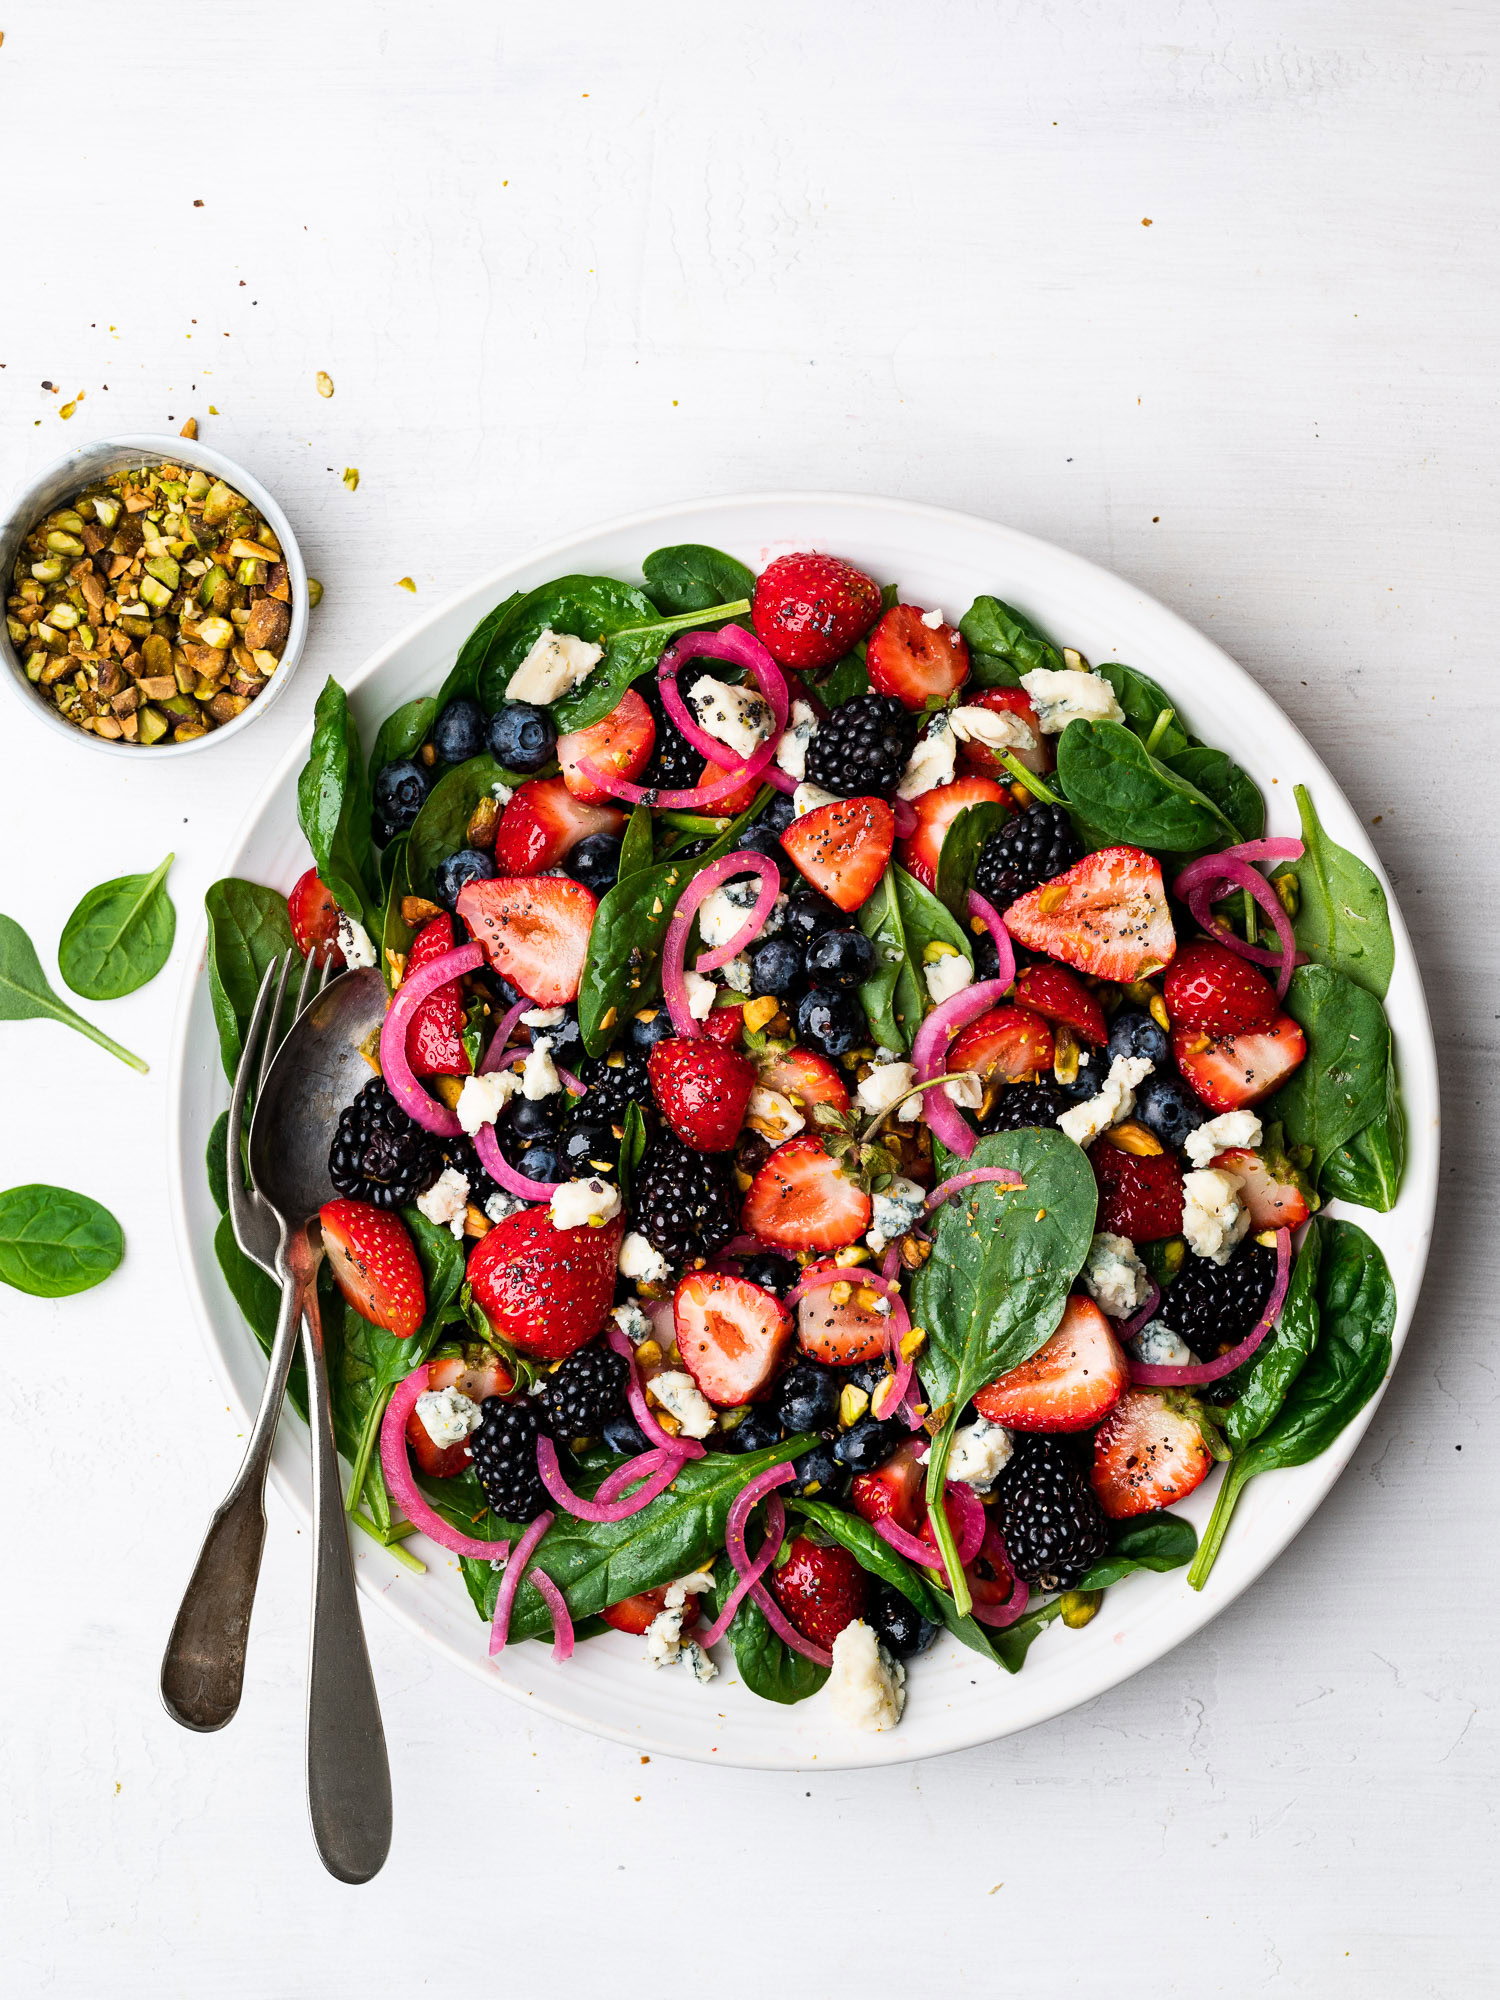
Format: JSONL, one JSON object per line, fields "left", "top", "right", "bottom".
{"left": 1, "top": 433, "right": 310, "bottom": 754}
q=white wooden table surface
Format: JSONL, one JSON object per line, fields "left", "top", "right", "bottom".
{"left": 1, "top": 2, "right": 1494, "bottom": 1991}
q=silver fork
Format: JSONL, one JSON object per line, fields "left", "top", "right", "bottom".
{"left": 161, "top": 946, "right": 332, "bottom": 1734}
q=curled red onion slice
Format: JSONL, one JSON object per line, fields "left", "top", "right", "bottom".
{"left": 967, "top": 1525, "right": 1031, "bottom": 1628}
{"left": 1174, "top": 845, "right": 1307, "bottom": 1001}
{"left": 1117, "top": 1280, "right": 1162, "bottom": 1341}
{"left": 747, "top": 1576, "right": 833, "bottom": 1666}
{"left": 872, "top": 1483, "right": 983, "bottom": 1584}
{"left": 604, "top": 1323, "right": 707, "bottom": 1460}
{"left": 528, "top": 1567, "right": 574, "bottom": 1661}
{"left": 380, "top": 1364, "right": 512, "bottom": 1560}
{"left": 1130, "top": 1226, "right": 1292, "bottom": 1385}
{"left": 924, "top": 1166, "right": 1027, "bottom": 1210}
{"left": 479, "top": 997, "right": 531, "bottom": 1074}
{"left": 965, "top": 890, "right": 1017, "bottom": 988}
{"left": 596, "top": 1447, "right": 668, "bottom": 1504}
{"left": 661, "top": 849, "right": 779, "bottom": 1035}
{"left": 692, "top": 853, "right": 779, "bottom": 974}
{"left": 892, "top": 796, "right": 917, "bottom": 839}
{"left": 945, "top": 1481, "right": 987, "bottom": 1566}
{"left": 490, "top": 1510, "right": 552, "bottom": 1656}
{"left": 910, "top": 975, "right": 1014, "bottom": 1160}
{"left": 379, "top": 942, "right": 486, "bottom": 1135}
{"left": 785, "top": 1264, "right": 915, "bottom": 1419}
{"left": 697, "top": 1464, "right": 794, "bottom": 1647}
{"left": 535, "top": 1436, "right": 683, "bottom": 1521}
{"left": 473, "top": 1118, "right": 558, "bottom": 1201}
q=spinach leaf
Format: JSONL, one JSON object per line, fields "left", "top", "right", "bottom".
{"left": 1320, "top": 1058, "right": 1404, "bottom": 1211}
{"left": 1077, "top": 1510, "right": 1198, "bottom": 1588}
{"left": 379, "top": 830, "right": 409, "bottom": 901}
{"left": 405, "top": 754, "right": 519, "bottom": 902}
{"left": 1289, "top": 784, "right": 1394, "bottom": 999}
{"left": 1189, "top": 1218, "right": 1395, "bottom": 1588}
{"left": 1267, "top": 964, "right": 1390, "bottom": 1176}
{"left": 856, "top": 866, "right": 925, "bottom": 1051}
{"left": 0, "top": 1184, "right": 123, "bottom": 1296}
{"left": 959, "top": 597, "right": 1065, "bottom": 679}
{"left": 617, "top": 1101, "right": 648, "bottom": 1205}
{"left": 643, "top": 544, "right": 756, "bottom": 615}
{"left": 206, "top": 1109, "right": 236, "bottom": 1216}
{"left": 0, "top": 911, "right": 146, "bottom": 1073}
{"left": 379, "top": 837, "right": 415, "bottom": 991}
{"left": 893, "top": 863, "right": 973, "bottom": 970}
{"left": 788, "top": 1498, "right": 949, "bottom": 1622}
{"left": 58, "top": 853, "right": 175, "bottom": 1000}
{"left": 934, "top": 800, "right": 1010, "bottom": 928}
{"left": 1162, "top": 745, "right": 1265, "bottom": 842}
{"left": 204, "top": 879, "right": 295, "bottom": 1079}
{"left": 296, "top": 678, "right": 380, "bottom": 932}
{"left": 1056, "top": 719, "right": 1240, "bottom": 853}
{"left": 617, "top": 803, "right": 656, "bottom": 883}
{"left": 368, "top": 697, "right": 436, "bottom": 789}
{"left": 989, "top": 1595, "right": 1064, "bottom": 1672}
{"left": 710, "top": 1556, "right": 829, "bottom": 1704}
{"left": 1096, "top": 662, "right": 1192, "bottom": 759}
{"left": 816, "top": 648, "right": 871, "bottom": 708}
{"left": 438, "top": 591, "right": 525, "bottom": 709}
{"left": 1222, "top": 1224, "right": 1323, "bottom": 1451}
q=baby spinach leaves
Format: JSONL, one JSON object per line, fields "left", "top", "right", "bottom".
{"left": 1166, "top": 745, "right": 1265, "bottom": 843}
{"left": 368, "top": 696, "right": 437, "bottom": 787}
{"left": 855, "top": 865, "right": 967, "bottom": 1052}
{"left": 1096, "top": 662, "right": 1192, "bottom": 760}
{"left": 204, "top": 878, "right": 296, "bottom": 1079}
{"left": 986, "top": 1513, "right": 1200, "bottom": 1672}
{"left": 404, "top": 754, "right": 510, "bottom": 902}
{"left": 709, "top": 1555, "right": 829, "bottom": 1703}
{"left": 1222, "top": 1224, "right": 1323, "bottom": 1452}
{"left": 0, "top": 1183, "right": 124, "bottom": 1297}
{"left": 0, "top": 913, "right": 147, "bottom": 1073}
{"left": 1289, "top": 784, "right": 1394, "bottom": 999}
{"left": 935, "top": 800, "right": 1011, "bottom": 928}
{"left": 643, "top": 544, "right": 756, "bottom": 615}
{"left": 297, "top": 677, "right": 380, "bottom": 934}
{"left": 1268, "top": 964, "right": 1391, "bottom": 1177}
{"left": 1189, "top": 1218, "right": 1395, "bottom": 1589}
{"left": 816, "top": 647, "right": 871, "bottom": 708}
{"left": 437, "top": 590, "right": 525, "bottom": 710}
{"left": 1056, "top": 719, "right": 1242, "bottom": 853}
{"left": 1320, "top": 1060, "right": 1405, "bottom": 1212}
{"left": 58, "top": 854, "right": 176, "bottom": 1001}
{"left": 959, "top": 596, "right": 1064, "bottom": 684}
{"left": 617, "top": 802, "right": 656, "bottom": 884}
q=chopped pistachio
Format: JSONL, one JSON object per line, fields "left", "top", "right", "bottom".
{"left": 315, "top": 371, "right": 334, "bottom": 397}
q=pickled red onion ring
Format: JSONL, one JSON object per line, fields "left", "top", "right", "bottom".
{"left": 604, "top": 1323, "right": 706, "bottom": 1460}
{"left": 379, "top": 942, "right": 485, "bottom": 1135}
{"left": 380, "top": 1364, "right": 511, "bottom": 1559}
{"left": 535, "top": 1436, "right": 683, "bottom": 1521}
{"left": 661, "top": 849, "right": 779, "bottom": 1035}
{"left": 696, "top": 1463, "right": 794, "bottom": 1647}
{"left": 910, "top": 977, "right": 1016, "bottom": 1159}
{"left": 965, "top": 891, "right": 1017, "bottom": 990}
{"left": 1130, "top": 1227, "right": 1292, "bottom": 1385}
{"left": 490, "top": 1510, "right": 552, "bottom": 1656}
{"left": 473, "top": 1119, "right": 558, "bottom": 1201}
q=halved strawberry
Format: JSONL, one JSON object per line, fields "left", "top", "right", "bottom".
{"left": 851, "top": 1438, "right": 925, "bottom": 1534}
{"left": 492, "top": 776, "right": 626, "bottom": 875}
{"left": 1163, "top": 938, "right": 1278, "bottom": 1036}
{"left": 404, "top": 913, "right": 470, "bottom": 1076}
{"left": 1005, "top": 845, "right": 1177, "bottom": 982}
{"left": 320, "top": 1199, "right": 426, "bottom": 1338}
{"left": 898, "top": 775, "right": 1008, "bottom": 891}
{"left": 556, "top": 687, "right": 655, "bottom": 805}
{"left": 757, "top": 1046, "right": 850, "bottom": 1114}
{"left": 1091, "top": 1389, "right": 1216, "bottom": 1520}
{"left": 741, "top": 1136, "right": 872, "bottom": 1253}
{"left": 1091, "top": 1140, "right": 1183, "bottom": 1241}
{"left": 780, "top": 797, "right": 894, "bottom": 913}
{"left": 648, "top": 1037, "right": 756, "bottom": 1153}
{"left": 1014, "top": 963, "right": 1107, "bottom": 1046}
{"left": 287, "top": 865, "right": 346, "bottom": 968}
{"left": 865, "top": 604, "right": 970, "bottom": 710}
{"left": 974, "top": 1295, "right": 1127, "bottom": 1433}
{"left": 796, "top": 1259, "right": 891, "bottom": 1366}
{"left": 404, "top": 1349, "right": 515, "bottom": 1477}
{"left": 770, "top": 1534, "right": 868, "bottom": 1648}
{"left": 699, "top": 758, "right": 762, "bottom": 814}
{"left": 600, "top": 1586, "right": 701, "bottom": 1637}
{"left": 946, "top": 1002, "right": 1054, "bottom": 1083}
{"left": 703, "top": 1000, "right": 746, "bottom": 1048}
{"left": 1211, "top": 1145, "right": 1314, "bottom": 1229}
{"left": 457, "top": 874, "right": 598, "bottom": 1005}
{"left": 1172, "top": 1014, "right": 1307, "bottom": 1112}
{"left": 674, "top": 1270, "right": 792, "bottom": 1406}
{"left": 952, "top": 687, "right": 1053, "bottom": 778}
{"left": 964, "top": 1519, "right": 1022, "bottom": 1610}
{"left": 752, "top": 552, "right": 882, "bottom": 671}
{"left": 465, "top": 1206, "right": 622, "bottom": 1359}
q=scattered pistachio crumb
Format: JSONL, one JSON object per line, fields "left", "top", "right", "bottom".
{"left": 395, "top": 576, "right": 416, "bottom": 592}
{"left": 342, "top": 467, "right": 360, "bottom": 492}
{"left": 179, "top": 418, "right": 198, "bottom": 439}
{"left": 306, "top": 577, "right": 324, "bottom": 607}
{"left": 316, "top": 371, "right": 334, "bottom": 397}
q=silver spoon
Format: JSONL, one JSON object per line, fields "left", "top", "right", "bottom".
{"left": 248, "top": 964, "right": 393, "bottom": 1885}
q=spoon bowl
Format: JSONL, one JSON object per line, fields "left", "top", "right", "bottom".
{"left": 248, "top": 966, "right": 389, "bottom": 1223}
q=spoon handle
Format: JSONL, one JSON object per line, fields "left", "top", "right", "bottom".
{"left": 160, "top": 1263, "right": 306, "bottom": 1732}
{"left": 300, "top": 1270, "right": 393, "bottom": 1884}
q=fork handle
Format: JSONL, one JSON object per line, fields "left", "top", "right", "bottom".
{"left": 300, "top": 1275, "right": 393, "bottom": 1884}
{"left": 160, "top": 1265, "right": 306, "bottom": 1732}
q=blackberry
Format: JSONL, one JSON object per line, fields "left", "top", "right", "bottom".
{"left": 328, "top": 1078, "right": 443, "bottom": 1209}
{"left": 439, "top": 1132, "right": 502, "bottom": 1211}
{"left": 990, "top": 1435, "right": 1110, "bottom": 1591}
{"left": 803, "top": 693, "right": 918, "bottom": 799}
{"left": 633, "top": 1132, "right": 735, "bottom": 1262}
{"left": 576, "top": 1049, "right": 652, "bottom": 1130}
{"left": 1161, "top": 1241, "right": 1277, "bottom": 1361}
{"left": 469, "top": 1397, "right": 552, "bottom": 1522}
{"left": 974, "top": 803, "right": 1082, "bottom": 906}
{"left": 637, "top": 678, "right": 700, "bottom": 792}
{"left": 979, "top": 1079, "right": 1070, "bottom": 1134}
{"left": 537, "top": 1341, "right": 629, "bottom": 1438}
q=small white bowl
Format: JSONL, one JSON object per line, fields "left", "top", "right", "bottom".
{"left": 0, "top": 433, "right": 309, "bottom": 759}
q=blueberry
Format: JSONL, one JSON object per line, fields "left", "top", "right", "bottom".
{"left": 506, "top": 1094, "right": 564, "bottom": 1144}
{"left": 560, "top": 1115, "right": 620, "bottom": 1179}
{"left": 719, "top": 1405, "right": 783, "bottom": 1454}
{"left": 784, "top": 1441, "right": 849, "bottom": 1500}
{"left": 750, "top": 937, "right": 804, "bottom": 999}
{"left": 734, "top": 823, "right": 787, "bottom": 873}
{"left": 486, "top": 700, "right": 556, "bottom": 773}
{"left": 795, "top": 985, "right": 865, "bottom": 1058}
{"left": 373, "top": 757, "right": 430, "bottom": 834}
{"left": 804, "top": 927, "right": 875, "bottom": 988}
{"left": 763, "top": 791, "right": 797, "bottom": 833}
{"left": 627, "top": 1007, "right": 677, "bottom": 1053}
{"left": 783, "top": 890, "right": 843, "bottom": 947}
{"left": 544, "top": 1010, "right": 585, "bottom": 1067}
{"left": 849, "top": 1357, "right": 892, "bottom": 1395}
{"left": 742, "top": 1252, "right": 798, "bottom": 1297}
{"left": 433, "top": 697, "right": 485, "bottom": 764}
{"left": 833, "top": 1414, "right": 905, "bottom": 1473}
{"left": 515, "top": 1140, "right": 563, "bottom": 1183}
{"left": 867, "top": 1581, "right": 938, "bottom": 1660}
{"left": 567, "top": 833, "right": 622, "bottom": 896}
{"left": 1056, "top": 1058, "right": 1099, "bottom": 1103}
{"left": 603, "top": 1410, "right": 651, "bottom": 1457}
{"left": 1108, "top": 1006, "right": 1170, "bottom": 1067}
{"left": 776, "top": 1361, "right": 842, "bottom": 1433}
{"left": 434, "top": 847, "right": 495, "bottom": 911}
{"left": 1136, "top": 1069, "right": 1208, "bottom": 1150}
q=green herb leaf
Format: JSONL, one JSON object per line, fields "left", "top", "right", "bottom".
{"left": 58, "top": 854, "right": 175, "bottom": 1001}
{"left": 1289, "top": 784, "right": 1394, "bottom": 999}
{"left": 0, "top": 1183, "right": 124, "bottom": 1296}
{"left": 642, "top": 544, "right": 756, "bottom": 615}
{"left": 204, "top": 878, "right": 295, "bottom": 1079}
{"left": 958, "top": 597, "right": 1065, "bottom": 679}
{"left": 296, "top": 677, "right": 380, "bottom": 932}
{"left": 1267, "top": 964, "right": 1391, "bottom": 1176}
{"left": 0, "top": 912, "right": 147, "bottom": 1073}
{"left": 934, "top": 800, "right": 1011, "bottom": 929}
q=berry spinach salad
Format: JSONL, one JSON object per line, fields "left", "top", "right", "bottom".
{"left": 204, "top": 545, "right": 1401, "bottom": 1732}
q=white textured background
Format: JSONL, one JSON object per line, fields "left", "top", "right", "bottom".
{"left": 1, "top": 2, "right": 1494, "bottom": 1992}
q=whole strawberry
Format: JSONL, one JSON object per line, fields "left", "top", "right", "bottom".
{"left": 466, "top": 1206, "right": 622, "bottom": 1359}
{"left": 320, "top": 1198, "right": 427, "bottom": 1337}
{"left": 770, "top": 1534, "right": 869, "bottom": 1650}
{"left": 752, "top": 552, "right": 882, "bottom": 670}
{"left": 648, "top": 1036, "right": 756, "bottom": 1153}
{"left": 1090, "top": 1139, "right": 1184, "bottom": 1241}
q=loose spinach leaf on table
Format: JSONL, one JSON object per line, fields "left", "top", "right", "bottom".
{"left": 0, "top": 913, "right": 147, "bottom": 1072}
{"left": 297, "top": 677, "right": 380, "bottom": 933}
{"left": 1266, "top": 964, "right": 1390, "bottom": 1178}
{"left": 1320, "top": 1057, "right": 1405, "bottom": 1212}
{"left": 1222, "top": 1224, "right": 1323, "bottom": 1452}
{"left": 368, "top": 696, "right": 437, "bottom": 789}
{"left": 437, "top": 591, "right": 525, "bottom": 710}
{"left": 58, "top": 853, "right": 176, "bottom": 1001}
{"left": 642, "top": 544, "right": 756, "bottom": 615}
{"left": 204, "top": 878, "right": 296, "bottom": 1079}
{"left": 1288, "top": 784, "right": 1394, "bottom": 999}
{"left": 1055, "top": 719, "right": 1242, "bottom": 853}
{"left": 709, "top": 1555, "right": 829, "bottom": 1704}
{"left": 856, "top": 866, "right": 926, "bottom": 1052}
{"left": 1096, "top": 662, "right": 1193, "bottom": 759}
{"left": 958, "top": 597, "right": 1065, "bottom": 682}
{"left": 0, "top": 1184, "right": 123, "bottom": 1297}
{"left": 1162, "top": 744, "right": 1265, "bottom": 842}
{"left": 1188, "top": 1218, "right": 1395, "bottom": 1589}
{"left": 935, "top": 800, "right": 1011, "bottom": 928}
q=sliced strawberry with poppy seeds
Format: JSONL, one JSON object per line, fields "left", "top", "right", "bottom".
{"left": 1210, "top": 1145, "right": 1314, "bottom": 1229}
{"left": 1090, "top": 1139, "right": 1185, "bottom": 1242}
{"left": 319, "top": 1198, "right": 427, "bottom": 1339}
{"left": 457, "top": 873, "right": 598, "bottom": 1006}
{"left": 946, "top": 1002, "right": 1055, "bottom": 1084}
{"left": 491, "top": 775, "right": 626, "bottom": 875}
{"left": 648, "top": 1036, "right": 756, "bottom": 1153}
{"left": 897, "top": 775, "right": 1008, "bottom": 892}
{"left": 287, "top": 865, "right": 346, "bottom": 969}
{"left": 952, "top": 687, "right": 1054, "bottom": 779}
{"left": 556, "top": 687, "right": 656, "bottom": 804}
{"left": 1014, "top": 962, "right": 1108, "bottom": 1046}
{"left": 404, "top": 1349, "right": 516, "bottom": 1477}
{"left": 465, "top": 1206, "right": 622, "bottom": 1360}
{"left": 974, "top": 1295, "right": 1128, "bottom": 1433}
{"left": 600, "top": 1586, "right": 702, "bottom": 1637}
{"left": 1091, "top": 1389, "right": 1216, "bottom": 1520}
{"left": 770, "top": 1534, "right": 869, "bottom": 1649}
{"left": 850, "top": 1438, "right": 926, "bottom": 1535}
{"left": 1004, "top": 844, "right": 1177, "bottom": 983}
{"left": 757, "top": 1047, "right": 849, "bottom": 1114}
{"left": 865, "top": 603, "right": 971, "bottom": 710}
{"left": 780, "top": 796, "right": 894, "bottom": 913}
{"left": 674, "top": 1270, "right": 793, "bottom": 1406}
{"left": 740, "top": 1136, "right": 872, "bottom": 1253}
{"left": 1172, "top": 1014, "right": 1307, "bottom": 1113}
{"left": 751, "top": 551, "right": 883, "bottom": 671}
{"left": 1163, "top": 938, "right": 1278, "bottom": 1037}
{"left": 795, "top": 1259, "right": 892, "bottom": 1366}
{"left": 403, "top": 913, "right": 471, "bottom": 1076}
